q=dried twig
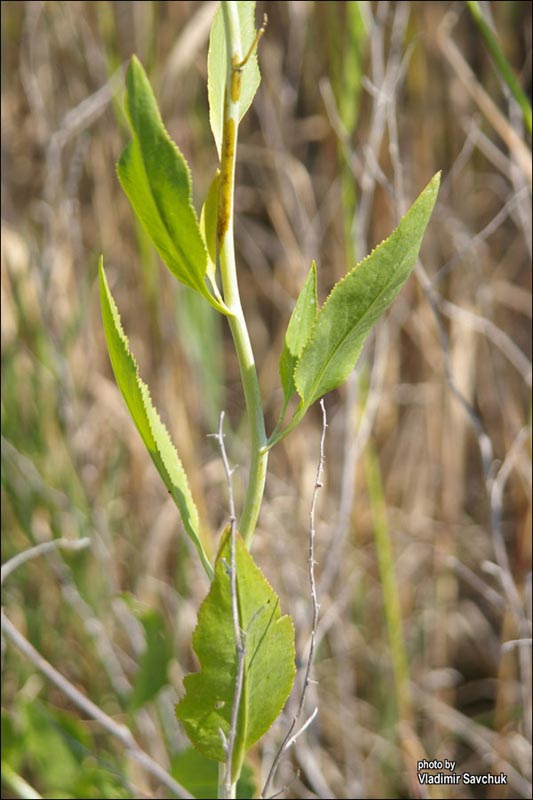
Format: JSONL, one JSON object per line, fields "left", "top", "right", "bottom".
{"left": 262, "top": 400, "right": 327, "bottom": 799}
{"left": 210, "top": 411, "right": 237, "bottom": 525}
{"left": 1, "top": 442, "right": 133, "bottom": 698}
{"left": 210, "top": 412, "right": 244, "bottom": 799}
{"left": 1, "top": 537, "right": 90, "bottom": 585}
{"left": 414, "top": 685, "right": 532, "bottom": 798}
{"left": 438, "top": 10, "right": 532, "bottom": 183}
{"left": 0, "top": 609, "right": 192, "bottom": 799}
{"left": 417, "top": 261, "right": 532, "bottom": 746}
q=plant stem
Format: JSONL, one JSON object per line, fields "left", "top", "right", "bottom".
{"left": 364, "top": 445, "right": 413, "bottom": 724}
{"left": 218, "top": 2, "right": 268, "bottom": 548}
{"left": 466, "top": 0, "right": 532, "bottom": 136}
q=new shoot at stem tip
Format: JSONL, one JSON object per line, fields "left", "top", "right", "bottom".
{"left": 234, "top": 13, "right": 268, "bottom": 71}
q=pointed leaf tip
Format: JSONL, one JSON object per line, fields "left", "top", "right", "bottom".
{"left": 294, "top": 173, "right": 440, "bottom": 410}
{"left": 117, "top": 56, "right": 228, "bottom": 314}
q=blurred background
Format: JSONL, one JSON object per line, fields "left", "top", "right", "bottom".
{"left": 1, "top": 2, "right": 531, "bottom": 798}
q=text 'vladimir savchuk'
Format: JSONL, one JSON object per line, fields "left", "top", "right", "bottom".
{"left": 417, "top": 760, "right": 508, "bottom": 786}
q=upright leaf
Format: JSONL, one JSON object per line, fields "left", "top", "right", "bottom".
{"left": 279, "top": 261, "right": 318, "bottom": 410}
{"left": 175, "top": 529, "right": 295, "bottom": 778}
{"left": 99, "top": 258, "right": 213, "bottom": 580}
{"left": 295, "top": 173, "right": 440, "bottom": 411}
{"left": 208, "top": 2, "right": 261, "bottom": 158}
{"left": 117, "top": 56, "right": 227, "bottom": 314}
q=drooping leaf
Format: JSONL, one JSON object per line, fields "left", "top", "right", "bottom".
{"left": 279, "top": 261, "right": 318, "bottom": 411}
{"left": 129, "top": 608, "right": 172, "bottom": 712}
{"left": 175, "top": 529, "right": 295, "bottom": 779}
{"left": 99, "top": 258, "right": 213, "bottom": 580}
{"left": 171, "top": 747, "right": 255, "bottom": 799}
{"left": 200, "top": 169, "right": 221, "bottom": 294}
{"left": 294, "top": 173, "right": 440, "bottom": 411}
{"left": 208, "top": 2, "right": 261, "bottom": 158}
{"left": 117, "top": 56, "right": 227, "bottom": 314}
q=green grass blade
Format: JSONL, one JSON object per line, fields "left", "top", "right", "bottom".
{"left": 466, "top": 0, "right": 532, "bottom": 136}
{"left": 294, "top": 173, "right": 440, "bottom": 411}
{"left": 99, "top": 258, "right": 213, "bottom": 580}
{"left": 175, "top": 529, "right": 295, "bottom": 777}
{"left": 208, "top": 1, "right": 261, "bottom": 158}
{"left": 364, "top": 445, "right": 413, "bottom": 723}
{"left": 117, "top": 56, "right": 228, "bottom": 314}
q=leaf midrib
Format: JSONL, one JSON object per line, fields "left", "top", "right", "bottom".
{"left": 297, "top": 241, "right": 415, "bottom": 406}
{"left": 127, "top": 128, "right": 208, "bottom": 296}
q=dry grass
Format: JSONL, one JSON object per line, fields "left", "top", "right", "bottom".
{"left": 1, "top": 2, "right": 531, "bottom": 799}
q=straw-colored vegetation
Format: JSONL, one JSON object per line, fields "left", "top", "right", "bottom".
{"left": 2, "top": 2, "right": 531, "bottom": 798}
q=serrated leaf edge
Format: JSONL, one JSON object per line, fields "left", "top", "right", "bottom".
{"left": 119, "top": 56, "right": 228, "bottom": 315}
{"left": 278, "top": 260, "right": 319, "bottom": 414}
{"left": 99, "top": 259, "right": 213, "bottom": 580}
{"left": 176, "top": 529, "right": 295, "bottom": 763}
{"left": 294, "top": 173, "right": 440, "bottom": 405}
{"left": 207, "top": 2, "right": 261, "bottom": 158}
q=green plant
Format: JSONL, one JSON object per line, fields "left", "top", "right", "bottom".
{"left": 98, "top": 3, "right": 439, "bottom": 797}
{"left": 466, "top": 0, "right": 532, "bottom": 136}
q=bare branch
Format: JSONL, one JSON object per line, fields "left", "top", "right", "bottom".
{"left": 438, "top": 296, "right": 532, "bottom": 387}
{"left": 0, "top": 609, "right": 192, "bottom": 799}
{"left": 283, "top": 707, "right": 318, "bottom": 750}
{"left": 416, "top": 261, "right": 532, "bottom": 744}
{"left": 438, "top": 10, "right": 532, "bottom": 183}
{"left": 1, "top": 538, "right": 91, "bottom": 585}
{"left": 209, "top": 411, "right": 237, "bottom": 526}
{"left": 262, "top": 400, "right": 327, "bottom": 799}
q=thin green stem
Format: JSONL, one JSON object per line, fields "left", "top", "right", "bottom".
{"left": 267, "top": 402, "right": 306, "bottom": 450}
{"left": 364, "top": 445, "right": 413, "bottom": 724}
{"left": 218, "top": 2, "right": 268, "bottom": 548}
{"left": 466, "top": 0, "right": 532, "bottom": 136}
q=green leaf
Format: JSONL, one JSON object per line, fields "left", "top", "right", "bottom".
{"left": 99, "top": 258, "right": 214, "bottom": 580}
{"left": 200, "top": 170, "right": 221, "bottom": 294}
{"left": 129, "top": 608, "right": 172, "bottom": 712}
{"left": 294, "top": 173, "right": 440, "bottom": 411}
{"left": 19, "top": 700, "right": 80, "bottom": 790}
{"left": 175, "top": 529, "right": 295, "bottom": 778}
{"left": 9, "top": 698, "right": 132, "bottom": 799}
{"left": 117, "top": 56, "right": 227, "bottom": 314}
{"left": 171, "top": 747, "right": 255, "bottom": 799}
{"left": 279, "top": 261, "right": 318, "bottom": 411}
{"left": 208, "top": 2, "right": 261, "bottom": 158}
